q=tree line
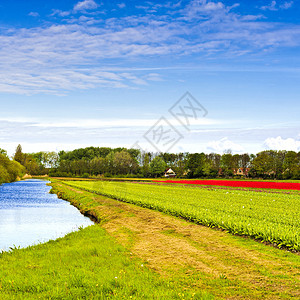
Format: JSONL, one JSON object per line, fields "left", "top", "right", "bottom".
{"left": 11, "top": 145, "right": 300, "bottom": 180}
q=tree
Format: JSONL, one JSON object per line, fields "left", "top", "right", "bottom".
{"left": 186, "top": 153, "right": 206, "bottom": 178}
{"left": 0, "top": 148, "right": 7, "bottom": 156}
{"left": 114, "top": 150, "right": 138, "bottom": 175}
{"left": 251, "top": 152, "right": 273, "bottom": 178}
{"left": 14, "top": 144, "right": 24, "bottom": 165}
{"left": 150, "top": 156, "right": 166, "bottom": 177}
{"left": 283, "top": 151, "right": 298, "bottom": 179}
{"left": 105, "top": 152, "right": 115, "bottom": 175}
{"left": 142, "top": 153, "right": 151, "bottom": 177}
{"left": 241, "top": 154, "right": 250, "bottom": 171}
{"left": 23, "top": 155, "right": 40, "bottom": 175}
{"left": 0, "top": 152, "right": 25, "bottom": 184}
{"left": 173, "top": 152, "right": 188, "bottom": 178}
{"left": 221, "top": 152, "right": 233, "bottom": 177}
{"left": 90, "top": 157, "right": 105, "bottom": 175}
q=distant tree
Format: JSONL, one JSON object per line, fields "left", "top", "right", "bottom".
{"left": 0, "top": 152, "right": 25, "bottom": 184}
{"left": 283, "top": 151, "right": 298, "bottom": 179}
{"left": 207, "top": 153, "right": 221, "bottom": 176}
{"left": 0, "top": 148, "right": 7, "bottom": 156}
{"left": 221, "top": 152, "right": 233, "bottom": 177}
{"left": 241, "top": 154, "right": 250, "bottom": 170}
{"left": 105, "top": 152, "right": 116, "bottom": 175}
{"left": 127, "top": 148, "right": 141, "bottom": 160}
{"left": 114, "top": 150, "right": 138, "bottom": 175}
{"left": 32, "top": 151, "right": 59, "bottom": 169}
{"left": 251, "top": 152, "right": 273, "bottom": 178}
{"left": 150, "top": 156, "right": 166, "bottom": 177}
{"left": 186, "top": 153, "right": 206, "bottom": 178}
{"left": 14, "top": 144, "right": 24, "bottom": 164}
{"left": 173, "top": 152, "right": 188, "bottom": 178}
{"left": 23, "top": 155, "right": 40, "bottom": 175}
{"left": 90, "top": 157, "right": 105, "bottom": 175}
{"left": 142, "top": 153, "right": 151, "bottom": 177}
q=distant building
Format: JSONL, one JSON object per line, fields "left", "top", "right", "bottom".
{"left": 233, "top": 168, "right": 250, "bottom": 176}
{"left": 164, "top": 168, "right": 176, "bottom": 177}
{"left": 218, "top": 168, "right": 251, "bottom": 176}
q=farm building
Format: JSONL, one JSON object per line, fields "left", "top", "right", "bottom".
{"left": 164, "top": 168, "right": 176, "bottom": 177}
{"left": 233, "top": 168, "right": 250, "bottom": 176}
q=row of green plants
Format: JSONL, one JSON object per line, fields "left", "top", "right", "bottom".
{"left": 65, "top": 180, "right": 300, "bottom": 251}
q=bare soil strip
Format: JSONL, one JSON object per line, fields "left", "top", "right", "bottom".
{"left": 60, "top": 183, "right": 300, "bottom": 299}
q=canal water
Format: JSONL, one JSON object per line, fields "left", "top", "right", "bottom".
{"left": 0, "top": 179, "right": 94, "bottom": 251}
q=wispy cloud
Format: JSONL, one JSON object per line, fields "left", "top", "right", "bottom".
{"left": 1, "top": 1, "right": 300, "bottom": 95}
{"left": 117, "top": 3, "right": 126, "bottom": 9}
{"left": 50, "top": 9, "right": 71, "bottom": 17}
{"left": 28, "top": 12, "right": 39, "bottom": 17}
{"left": 260, "top": 1, "right": 293, "bottom": 11}
{"left": 261, "top": 1, "right": 278, "bottom": 11}
{"left": 280, "top": 1, "right": 294, "bottom": 9}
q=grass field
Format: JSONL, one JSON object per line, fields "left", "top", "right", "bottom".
{"left": 64, "top": 179, "right": 300, "bottom": 251}
{"left": 1, "top": 179, "right": 300, "bottom": 299}
{"left": 0, "top": 220, "right": 210, "bottom": 299}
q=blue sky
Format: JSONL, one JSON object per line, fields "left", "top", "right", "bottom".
{"left": 0, "top": 0, "right": 299, "bottom": 155}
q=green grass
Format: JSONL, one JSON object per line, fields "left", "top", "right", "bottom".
{"left": 49, "top": 180, "right": 300, "bottom": 299}
{"left": 0, "top": 224, "right": 212, "bottom": 299}
{"left": 64, "top": 179, "right": 300, "bottom": 251}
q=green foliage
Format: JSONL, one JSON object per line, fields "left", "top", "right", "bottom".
{"left": 56, "top": 147, "right": 141, "bottom": 177}
{"left": 187, "top": 153, "right": 207, "bottom": 178}
{"left": 19, "top": 144, "right": 300, "bottom": 179}
{"left": 31, "top": 151, "right": 59, "bottom": 169}
{"left": 13, "top": 144, "right": 25, "bottom": 164}
{"left": 66, "top": 180, "right": 300, "bottom": 251}
{"left": 142, "top": 153, "right": 151, "bottom": 177}
{"left": 0, "top": 152, "right": 25, "bottom": 184}
{"left": 150, "top": 156, "right": 166, "bottom": 177}
{"left": 113, "top": 150, "right": 139, "bottom": 175}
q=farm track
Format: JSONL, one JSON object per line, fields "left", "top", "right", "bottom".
{"left": 56, "top": 182, "right": 300, "bottom": 300}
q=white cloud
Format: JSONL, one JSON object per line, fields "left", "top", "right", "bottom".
{"left": 28, "top": 12, "right": 39, "bottom": 17}
{"left": 182, "top": 0, "right": 226, "bottom": 19}
{"left": 261, "top": 1, "right": 293, "bottom": 11}
{"left": 241, "top": 14, "right": 265, "bottom": 21}
{"left": 144, "top": 73, "right": 163, "bottom": 81}
{"left": 117, "top": 3, "right": 126, "bottom": 9}
{"left": 264, "top": 136, "right": 300, "bottom": 151}
{"left": 206, "top": 137, "right": 245, "bottom": 154}
{"left": 280, "top": 1, "right": 294, "bottom": 9}
{"left": 74, "top": 0, "right": 99, "bottom": 12}
{"left": 50, "top": 9, "right": 71, "bottom": 17}
{"left": 261, "top": 1, "right": 278, "bottom": 11}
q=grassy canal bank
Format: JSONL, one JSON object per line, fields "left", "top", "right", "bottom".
{"left": 1, "top": 179, "right": 300, "bottom": 299}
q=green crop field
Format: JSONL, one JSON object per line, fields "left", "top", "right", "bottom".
{"left": 64, "top": 180, "right": 300, "bottom": 251}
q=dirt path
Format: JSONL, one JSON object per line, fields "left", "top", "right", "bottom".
{"left": 62, "top": 184, "right": 300, "bottom": 299}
